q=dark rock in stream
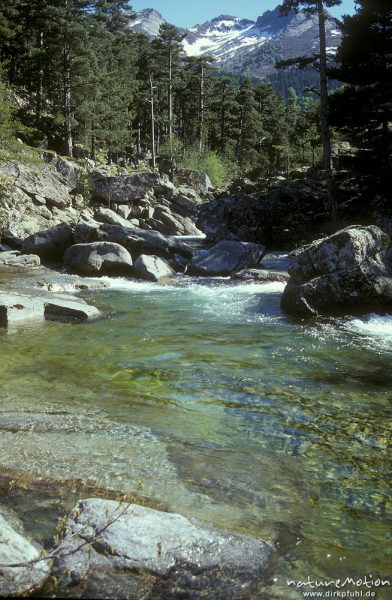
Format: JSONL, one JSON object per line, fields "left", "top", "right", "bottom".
{"left": 281, "top": 225, "right": 392, "bottom": 316}
{"left": 52, "top": 498, "right": 274, "bottom": 599}
{"left": 232, "top": 269, "right": 289, "bottom": 283}
{"left": 189, "top": 241, "right": 266, "bottom": 276}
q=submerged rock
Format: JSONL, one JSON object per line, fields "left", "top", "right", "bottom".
{"left": 232, "top": 269, "right": 289, "bottom": 283}
{"left": 0, "top": 510, "right": 50, "bottom": 597}
{"left": 189, "top": 241, "right": 266, "bottom": 276}
{"left": 281, "top": 225, "right": 392, "bottom": 316}
{"left": 53, "top": 498, "right": 274, "bottom": 599}
{"left": 133, "top": 254, "right": 176, "bottom": 282}
{"left": 64, "top": 242, "right": 133, "bottom": 275}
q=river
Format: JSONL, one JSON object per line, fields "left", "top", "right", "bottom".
{"left": 0, "top": 252, "right": 391, "bottom": 598}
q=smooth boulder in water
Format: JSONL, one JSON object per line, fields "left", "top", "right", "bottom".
{"left": 133, "top": 254, "right": 176, "bottom": 282}
{"left": 52, "top": 498, "right": 274, "bottom": 599}
{"left": 281, "top": 225, "right": 392, "bottom": 316}
{"left": 189, "top": 241, "right": 266, "bottom": 276}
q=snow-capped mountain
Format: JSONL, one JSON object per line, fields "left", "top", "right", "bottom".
{"left": 128, "top": 5, "right": 341, "bottom": 83}
{"left": 129, "top": 8, "right": 166, "bottom": 38}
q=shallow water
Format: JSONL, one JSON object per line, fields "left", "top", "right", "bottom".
{"left": 0, "top": 255, "right": 391, "bottom": 598}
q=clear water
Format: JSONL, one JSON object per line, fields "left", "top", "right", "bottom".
{"left": 0, "top": 257, "right": 391, "bottom": 598}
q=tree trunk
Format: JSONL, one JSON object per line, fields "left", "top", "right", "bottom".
{"left": 149, "top": 76, "right": 156, "bottom": 170}
{"left": 168, "top": 48, "right": 173, "bottom": 178}
{"left": 318, "top": 0, "right": 336, "bottom": 228}
{"left": 199, "top": 62, "right": 204, "bottom": 153}
{"left": 35, "top": 31, "right": 44, "bottom": 122}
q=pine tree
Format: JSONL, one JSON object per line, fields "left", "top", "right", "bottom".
{"left": 330, "top": 0, "right": 392, "bottom": 177}
{"left": 153, "top": 23, "right": 185, "bottom": 174}
{"left": 235, "top": 78, "right": 263, "bottom": 170}
{"left": 279, "top": 0, "right": 342, "bottom": 226}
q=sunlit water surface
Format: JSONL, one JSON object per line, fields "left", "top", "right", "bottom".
{"left": 0, "top": 254, "right": 391, "bottom": 598}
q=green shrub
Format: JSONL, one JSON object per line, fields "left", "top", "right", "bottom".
{"left": 179, "top": 147, "right": 237, "bottom": 188}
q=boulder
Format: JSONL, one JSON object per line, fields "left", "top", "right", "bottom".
{"left": 52, "top": 498, "right": 274, "bottom": 599}
{"left": 0, "top": 510, "right": 50, "bottom": 597}
{"left": 22, "top": 223, "right": 74, "bottom": 260}
{"left": 133, "top": 255, "right": 176, "bottom": 282}
{"left": 189, "top": 241, "right": 266, "bottom": 276}
{"left": 281, "top": 225, "right": 392, "bottom": 316}
{"left": 151, "top": 206, "right": 202, "bottom": 236}
{"left": 44, "top": 297, "right": 100, "bottom": 321}
{"left": 64, "top": 242, "right": 133, "bottom": 275}
{"left": 93, "top": 171, "right": 161, "bottom": 204}
{"left": 74, "top": 223, "right": 193, "bottom": 259}
{"left": 175, "top": 169, "right": 213, "bottom": 197}
{"left": 232, "top": 269, "right": 289, "bottom": 283}
{"left": 0, "top": 251, "right": 41, "bottom": 268}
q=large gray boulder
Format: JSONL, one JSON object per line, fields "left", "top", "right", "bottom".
{"left": 133, "top": 255, "right": 176, "bottom": 282}
{"left": 52, "top": 498, "right": 274, "bottom": 599}
{"left": 74, "top": 223, "right": 193, "bottom": 259}
{"left": 22, "top": 223, "right": 74, "bottom": 260}
{"left": 0, "top": 510, "right": 50, "bottom": 597}
{"left": 93, "top": 171, "right": 161, "bottom": 204}
{"left": 281, "top": 225, "right": 392, "bottom": 316}
{"left": 64, "top": 242, "right": 133, "bottom": 275}
{"left": 189, "top": 241, "right": 266, "bottom": 276}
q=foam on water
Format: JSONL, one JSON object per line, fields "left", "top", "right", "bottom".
{"left": 344, "top": 313, "right": 392, "bottom": 351}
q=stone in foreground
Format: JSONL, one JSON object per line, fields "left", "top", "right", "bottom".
{"left": 0, "top": 291, "right": 99, "bottom": 327}
{"left": 189, "top": 241, "right": 266, "bottom": 276}
{"left": 64, "top": 242, "right": 133, "bottom": 275}
{"left": 282, "top": 225, "right": 392, "bottom": 316}
{"left": 0, "top": 251, "right": 41, "bottom": 267}
{"left": 0, "top": 511, "right": 50, "bottom": 597}
{"left": 133, "top": 254, "right": 176, "bottom": 282}
{"left": 53, "top": 499, "right": 274, "bottom": 599}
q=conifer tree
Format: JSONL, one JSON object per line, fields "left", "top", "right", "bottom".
{"left": 279, "top": 0, "right": 341, "bottom": 226}
{"left": 153, "top": 23, "right": 185, "bottom": 173}
{"left": 330, "top": 0, "right": 392, "bottom": 176}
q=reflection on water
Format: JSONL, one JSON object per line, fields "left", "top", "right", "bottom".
{"left": 0, "top": 264, "right": 391, "bottom": 598}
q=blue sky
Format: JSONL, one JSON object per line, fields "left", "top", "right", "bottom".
{"left": 130, "top": 0, "right": 356, "bottom": 27}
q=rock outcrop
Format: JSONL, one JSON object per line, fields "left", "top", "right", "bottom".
{"left": 93, "top": 170, "right": 161, "bottom": 204}
{"left": 52, "top": 498, "right": 274, "bottom": 599}
{"left": 281, "top": 225, "right": 392, "bottom": 316}
{"left": 189, "top": 241, "right": 266, "bottom": 276}
{"left": 64, "top": 242, "right": 133, "bottom": 275}
{"left": 0, "top": 251, "right": 41, "bottom": 267}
